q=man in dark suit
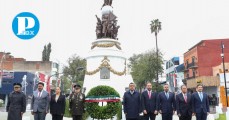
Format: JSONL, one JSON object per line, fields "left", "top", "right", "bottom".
{"left": 141, "top": 82, "right": 157, "bottom": 120}
{"left": 31, "top": 82, "right": 49, "bottom": 120}
{"left": 69, "top": 84, "right": 85, "bottom": 120}
{"left": 157, "top": 83, "right": 176, "bottom": 120}
{"left": 123, "top": 82, "right": 141, "bottom": 120}
{"left": 176, "top": 85, "right": 192, "bottom": 120}
{"left": 50, "top": 87, "right": 66, "bottom": 120}
{"left": 192, "top": 84, "right": 210, "bottom": 120}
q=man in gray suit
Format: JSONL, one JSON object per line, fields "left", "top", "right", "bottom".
{"left": 31, "top": 82, "right": 49, "bottom": 120}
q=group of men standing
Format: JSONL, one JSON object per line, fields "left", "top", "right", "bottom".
{"left": 6, "top": 82, "right": 85, "bottom": 120}
{"left": 6, "top": 81, "right": 210, "bottom": 120}
{"left": 123, "top": 82, "right": 210, "bottom": 120}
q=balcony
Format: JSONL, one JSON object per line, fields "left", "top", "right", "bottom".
{"left": 184, "top": 76, "right": 195, "bottom": 80}
{"left": 186, "top": 76, "right": 220, "bottom": 88}
{"left": 183, "top": 66, "right": 189, "bottom": 72}
{"left": 188, "top": 62, "right": 198, "bottom": 69}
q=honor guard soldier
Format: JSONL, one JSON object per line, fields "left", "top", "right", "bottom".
{"left": 69, "top": 84, "right": 85, "bottom": 120}
{"left": 6, "top": 83, "right": 26, "bottom": 120}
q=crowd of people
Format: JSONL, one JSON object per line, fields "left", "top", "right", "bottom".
{"left": 6, "top": 81, "right": 210, "bottom": 120}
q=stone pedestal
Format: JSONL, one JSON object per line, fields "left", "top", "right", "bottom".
{"left": 83, "top": 38, "right": 133, "bottom": 97}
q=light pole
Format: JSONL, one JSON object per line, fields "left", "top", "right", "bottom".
{"left": 221, "top": 41, "right": 228, "bottom": 107}
{"left": 0, "top": 52, "right": 10, "bottom": 88}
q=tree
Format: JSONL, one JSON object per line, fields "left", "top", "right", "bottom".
{"left": 47, "top": 43, "right": 52, "bottom": 61}
{"left": 42, "top": 43, "right": 52, "bottom": 61}
{"left": 42, "top": 46, "right": 47, "bottom": 61}
{"left": 60, "top": 76, "right": 72, "bottom": 94}
{"left": 150, "top": 19, "right": 162, "bottom": 91}
{"left": 129, "top": 49, "right": 163, "bottom": 92}
{"left": 63, "top": 54, "right": 86, "bottom": 84}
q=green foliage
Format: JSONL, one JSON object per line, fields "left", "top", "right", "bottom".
{"left": 64, "top": 99, "right": 71, "bottom": 117}
{"left": 63, "top": 54, "right": 86, "bottom": 83}
{"left": 42, "top": 46, "right": 47, "bottom": 61}
{"left": 42, "top": 42, "right": 52, "bottom": 61}
{"left": 47, "top": 43, "right": 52, "bottom": 61}
{"left": 216, "top": 114, "right": 226, "bottom": 120}
{"left": 150, "top": 19, "right": 162, "bottom": 36}
{"left": 129, "top": 49, "right": 164, "bottom": 91}
{"left": 152, "top": 83, "right": 164, "bottom": 92}
{"left": 82, "top": 112, "right": 89, "bottom": 120}
{"left": 116, "top": 102, "right": 122, "bottom": 120}
{"left": 85, "top": 85, "right": 121, "bottom": 119}
{"left": 61, "top": 76, "right": 72, "bottom": 94}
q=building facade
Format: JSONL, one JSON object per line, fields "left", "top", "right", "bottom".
{"left": 166, "top": 57, "right": 184, "bottom": 92}
{"left": 183, "top": 39, "right": 229, "bottom": 95}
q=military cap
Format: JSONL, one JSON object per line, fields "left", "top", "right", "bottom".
{"left": 13, "top": 83, "right": 22, "bottom": 87}
{"left": 74, "top": 84, "right": 81, "bottom": 89}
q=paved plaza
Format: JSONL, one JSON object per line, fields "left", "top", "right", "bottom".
{"left": 0, "top": 110, "right": 216, "bottom": 120}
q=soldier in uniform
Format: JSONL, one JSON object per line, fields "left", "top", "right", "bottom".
{"left": 69, "top": 84, "right": 85, "bottom": 120}
{"left": 6, "top": 83, "right": 26, "bottom": 120}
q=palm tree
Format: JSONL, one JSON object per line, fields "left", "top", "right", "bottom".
{"left": 150, "top": 19, "right": 161, "bottom": 92}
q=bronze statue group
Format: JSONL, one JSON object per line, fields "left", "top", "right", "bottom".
{"left": 6, "top": 81, "right": 210, "bottom": 120}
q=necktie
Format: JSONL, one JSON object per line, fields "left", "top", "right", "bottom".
{"left": 148, "top": 91, "right": 151, "bottom": 99}
{"left": 200, "top": 92, "right": 203, "bottom": 101}
{"left": 184, "top": 94, "right": 187, "bottom": 103}
{"left": 38, "top": 91, "right": 41, "bottom": 97}
{"left": 166, "top": 92, "right": 169, "bottom": 99}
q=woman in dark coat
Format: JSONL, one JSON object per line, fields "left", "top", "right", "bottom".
{"left": 6, "top": 83, "right": 26, "bottom": 120}
{"left": 50, "top": 87, "right": 66, "bottom": 120}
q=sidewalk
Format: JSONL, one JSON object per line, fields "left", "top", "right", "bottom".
{"left": 0, "top": 111, "right": 215, "bottom": 120}
{"left": 0, "top": 105, "right": 216, "bottom": 120}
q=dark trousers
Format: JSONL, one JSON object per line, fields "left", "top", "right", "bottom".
{"left": 162, "top": 113, "right": 173, "bottom": 120}
{"left": 144, "top": 112, "right": 156, "bottom": 120}
{"left": 52, "top": 114, "right": 63, "bottom": 120}
{"left": 34, "top": 112, "right": 46, "bottom": 120}
{"left": 196, "top": 109, "right": 207, "bottom": 120}
{"left": 126, "top": 118, "right": 138, "bottom": 120}
{"left": 179, "top": 115, "right": 192, "bottom": 120}
{"left": 72, "top": 115, "right": 82, "bottom": 120}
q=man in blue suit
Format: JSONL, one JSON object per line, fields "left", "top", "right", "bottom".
{"left": 123, "top": 82, "right": 141, "bottom": 120}
{"left": 157, "top": 83, "right": 176, "bottom": 120}
{"left": 141, "top": 82, "right": 157, "bottom": 120}
{"left": 192, "top": 84, "right": 210, "bottom": 120}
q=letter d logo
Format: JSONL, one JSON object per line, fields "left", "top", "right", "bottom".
{"left": 12, "top": 12, "right": 40, "bottom": 40}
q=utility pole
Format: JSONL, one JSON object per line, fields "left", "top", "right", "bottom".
{"left": 221, "top": 41, "right": 228, "bottom": 107}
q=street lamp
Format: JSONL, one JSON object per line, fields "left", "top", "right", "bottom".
{"left": 221, "top": 41, "right": 228, "bottom": 107}
{"left": 0, "top": 52, "right": 11, "bottom": 88}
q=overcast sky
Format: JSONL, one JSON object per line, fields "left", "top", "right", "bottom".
{"left": 1, "top": 0, "right": 229, "bottom": 68}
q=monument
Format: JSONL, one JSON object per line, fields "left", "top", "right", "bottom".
{"left": 83, "top": 0, "right": 133, "bottom": 97}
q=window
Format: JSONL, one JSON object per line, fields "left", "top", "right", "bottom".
{"left": 192, "top": 56, "right": 195, "bottom": 63}
{"left": 100, "top": 67, "right": 110, "bottom": 79}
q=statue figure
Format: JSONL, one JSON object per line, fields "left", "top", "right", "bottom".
{"left": 112, "top": 20, "right": 120, "bottom": 39}
{"left": 102, "top": 0, "right": 113, "bottom": 8}
{"left": 95, "top": 15, "right": 103, "bottom": 39}
{"left": 96, "top": 1, "right": 121, "bottom": 40}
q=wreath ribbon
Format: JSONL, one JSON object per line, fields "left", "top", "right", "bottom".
{"left": 85, "top": 99, "right": 120, "bottom": 103}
